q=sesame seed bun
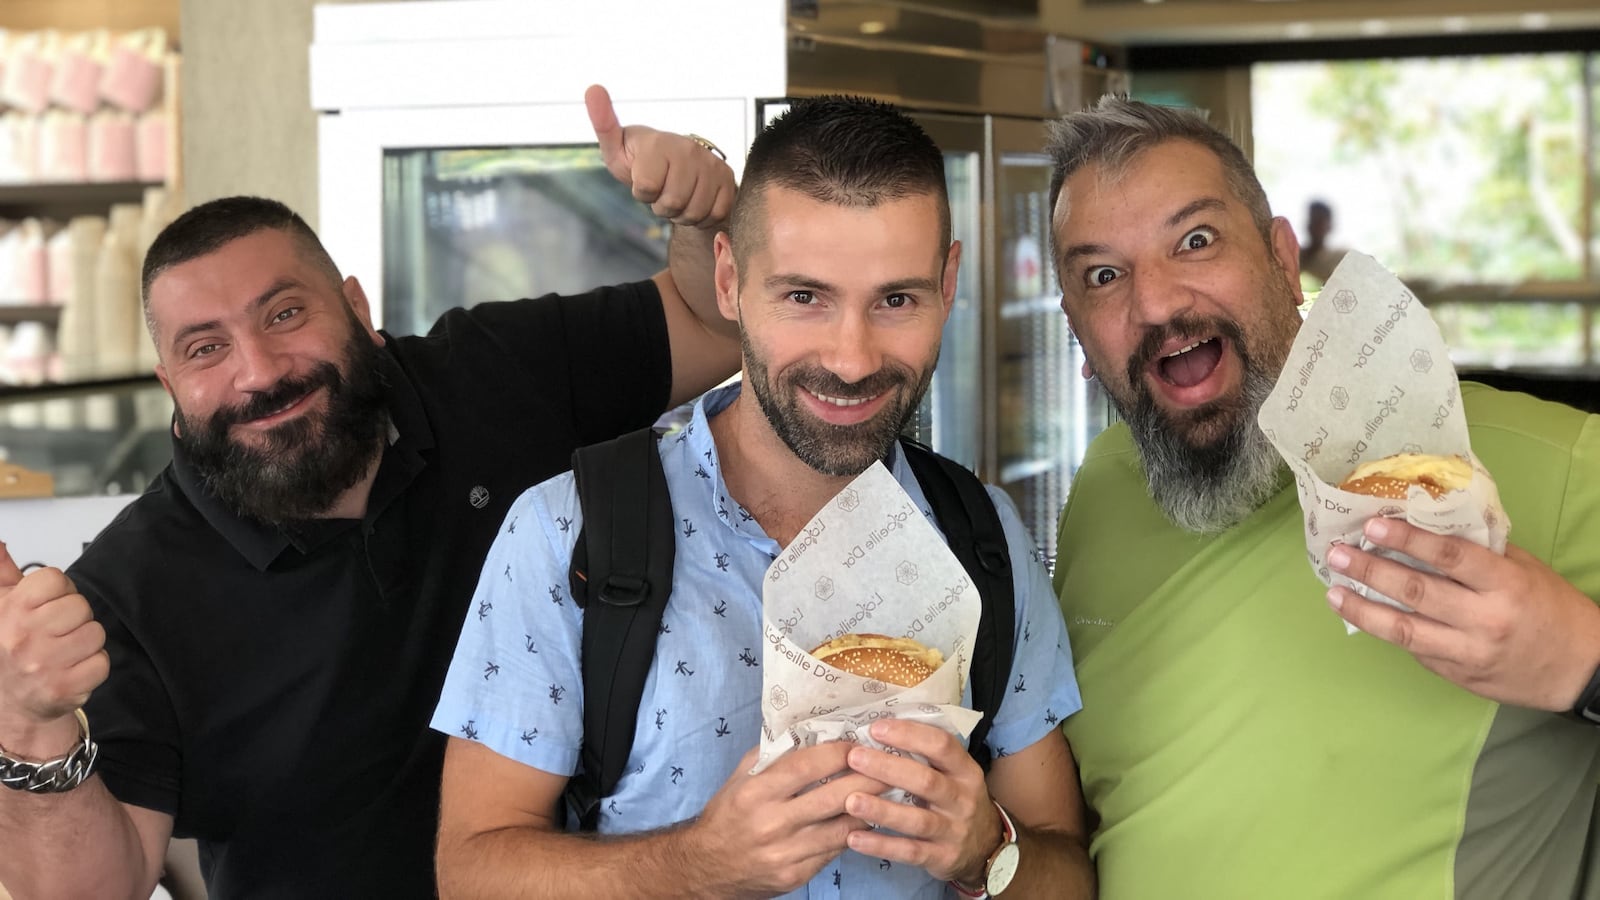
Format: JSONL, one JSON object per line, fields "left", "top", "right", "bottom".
{"left": 809, "top": 633, "right": 943, "bottom": 687}
{"left": 1339, "top": 452, "right": 1472, "bottom": 500}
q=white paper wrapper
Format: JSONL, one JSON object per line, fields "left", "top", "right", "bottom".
{"left": 1258, "top": 252, "right": 1510, "bottom": 631}
{"left": 753, "top": 463, "right": 982, "bottom": 797}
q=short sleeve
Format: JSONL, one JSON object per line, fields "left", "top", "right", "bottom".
{"left": 431, "top": 473, "right": 591, "bottom": 777}
{"left": 981, "top": 486, "right": 1083, "bottom": 760}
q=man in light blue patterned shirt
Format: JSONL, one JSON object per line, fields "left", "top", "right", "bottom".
{"left": 431, "top": 97, "right": 1095, "bottom": 900}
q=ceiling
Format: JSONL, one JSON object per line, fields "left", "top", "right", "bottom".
{"left": 1036, "top": 0, "right": 1600, "bottom": 46}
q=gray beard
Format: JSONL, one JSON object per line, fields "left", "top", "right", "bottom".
{"left": 1125, "top": 365, "right": 1285, "bottom": 534}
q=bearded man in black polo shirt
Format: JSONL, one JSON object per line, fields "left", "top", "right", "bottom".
{"left": 0, "top": 87, "right": 740, "bottom": 899}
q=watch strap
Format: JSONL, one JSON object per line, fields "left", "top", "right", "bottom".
{"left": 0, "top": 708, "right": 99, "bottom": 793}
{"left": 949, "top": 800, "right": 1018, "bottom": 899}
{"left": 1570, "top": 661, "right": 1600, "bottom": 724}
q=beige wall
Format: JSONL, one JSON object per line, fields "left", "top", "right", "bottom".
{"left": 179, "top": 0, "right": 418, "bottom": 228}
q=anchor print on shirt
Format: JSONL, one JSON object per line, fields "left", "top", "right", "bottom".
{"left": 682, "top": 518, "right": 697, "bottom": 539}
{"left": 477, "top": 599, "right": 493, "bottom": 621}
{"left": 694, "top": 465, "right": 710, "bottom": 480}
{"left": 703, "top": 448, "right": 714, "bottom": 466}
{"left": 658, "top": 619, "right": 672, "bottom": 636}
{"left": 483, "top": 661, "right": 500, "bottom": 680}
{"left": 655, "top": 709, "right": 667, "bottom": 731}
{"left": 459, "top": 720, "right": 479, "bottom": 741}
{"left": 555, "top": 515, "right": 573, "bottom": 534}
{"left": 1013, "top": 673, "right": 1027, "bottom": 694}
{"left": 548, "top": 585, "right": 565, "bottom": 607}
{"left": 608, "top": 799, "right": 621, "bottom": 817}
{"left": 506, "top": 516, "right": 517, "bottom": 534}
{"left": 712, "top": 599, "right": 727, "bottom": 618}
{"left": 1045, "top": 709, "right": 1059, "bottom": 727}
{"left": 714, "top": 552, "right": 730, "bottom": 572}
{"left": 520, "top": 729, "right": 538, "bottom": 744}
{"left": 524, "top": 635, "right": 539, "bottom": 654}
{"left": 1024, "top": 619, "right": 1032, "bottom": 643}
{"left": 716, "top": 498, "right": 729, "bottom": 521}
{"left": 738, "top": 648, "right": 758, "bottom": 667}
{"left": 715, "top": 718, "right": 731, "bottom": 737}
{"left": 674, "top": 660, "right": 694, "bottom": 677}
{"left": 549, "top": 684, "right": 566, "bottom": 705}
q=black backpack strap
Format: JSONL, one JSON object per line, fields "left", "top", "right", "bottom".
{"left": 563, "top": 427, "right": 676, "bottom": 830}
{"left": 899, "top": 439, "right": 1014, "bottom": 772}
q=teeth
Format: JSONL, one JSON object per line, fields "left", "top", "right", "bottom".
{"left": 1164, "top": 339, "right": 1206, "bottom": 358}
{"left": 811, "top": 391, "right": 873, "bottom": 408}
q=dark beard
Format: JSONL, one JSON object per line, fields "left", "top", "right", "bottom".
{"left": 742, "top": 330, "right": 935, "bottom": 477}
{"left": 1113, "top": 313, "right": 1288, "bottom": 534}
{"left": 176, "top": 328, "right": 390, "bottom": 526}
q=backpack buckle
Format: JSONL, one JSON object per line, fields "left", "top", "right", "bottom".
{"left": 597, "top": 575, "right": 650, "bottom": 608}
{"left": 973, "top": 541, "right": 1010, "bottom": 577}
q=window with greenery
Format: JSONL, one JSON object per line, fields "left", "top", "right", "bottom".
{"left": 1253, "top": 53, "right": 1598, "bottom": 370}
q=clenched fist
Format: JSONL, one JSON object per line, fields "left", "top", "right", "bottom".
{"left": 0, "top": 542, "right": 108, "bottom": 748}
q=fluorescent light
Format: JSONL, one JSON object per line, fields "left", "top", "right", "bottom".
{"left": 1520, "top": 12, "right": 1551, "bottom": 29}
{"left": 859, "top": 20, "right": 887, "bottom": 34}
{"left": 1442, "top": 16, "right": 1469, "bottom": 32}
{"left": 1285, "top": 22, "right": 1314, "bottom": 38}
{"left": 1360, "top": 19, "right": 1389, "bottom": 35}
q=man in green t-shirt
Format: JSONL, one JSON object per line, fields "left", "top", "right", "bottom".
{"left": 1046, "top": 96, "right": 1600, "bottom": 898}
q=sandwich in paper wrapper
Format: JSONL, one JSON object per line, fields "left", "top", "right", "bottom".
{"left": 1257, "top": 252, "right": 1510, "bottom": 631}
{"left": 753, "top": 462, "right": 982, "bottom": 801}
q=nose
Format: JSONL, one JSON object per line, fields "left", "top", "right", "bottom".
{"left": 818, "top": 310, "right": 883, "bottom": 386}
{"left": 1127, "top": 262, "right": 1195, "bottom": 329}
{"left": 230, "top": 334, "right": 294, "bottom": 394}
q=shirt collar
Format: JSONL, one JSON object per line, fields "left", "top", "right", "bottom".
{"left": 170, "top": 346, "right": 432, "bottom": 571}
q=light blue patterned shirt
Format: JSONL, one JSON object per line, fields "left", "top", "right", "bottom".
{"left": 433, "top": 383, "right": 1083, "bottom": 899}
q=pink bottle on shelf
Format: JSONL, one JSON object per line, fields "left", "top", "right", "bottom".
{"left": 88, "top": 110, "right": 137, "bottom": 183}
{"left": 38, "top": 111, "right": 88, "bottom": 183}
{"left": 135, "top": 110, "right": 169, "bottom": 182}
{"left": 0, "top": 34, "right": 55, "bottom": 114}
{"left": 0, "top": 113, "right": 41, "bottom": 183}
{"left": 100, "top": 30, "right": 166, "bottom": 113}
{"left": 50, "top": 32, "right": 108, "bottom": 115}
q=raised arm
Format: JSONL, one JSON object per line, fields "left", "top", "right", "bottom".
{"left": 435, "top": 736, "right": 884, "bottom": 899}
{"left": 585, "top": 84, "right": 739, "bottom": 406}
{"left": 0, "top": 545, "right": 172, "bottom": 900}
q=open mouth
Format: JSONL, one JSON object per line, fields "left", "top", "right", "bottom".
{"left": 241, "top": 388, "right": 318, "bottom": 427}
{"left": 808, "top": 390, "right": 878, "bottom": 408}
{"left": 1155, "top": 337, "right": 1223, "bottom": 389}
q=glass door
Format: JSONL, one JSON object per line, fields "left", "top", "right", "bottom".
{"left": 908, "top": 112, "right": 985, "bottom": 472}
{"left": 381, "top": 146, "right": 669, "bottom": 337}
{"left": 990, "top": 117, "right": 1115, "bottom": 559}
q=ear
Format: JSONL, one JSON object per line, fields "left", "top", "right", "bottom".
{"left": 342, "top": 276, "right": 385, "bottom": 345}
{"left": 940, "top": 240, "right": 961, "bottom": 320}
{"left": 156, "top": 363, "right": 183, "bottom": 437}
{"left": 713, "top": 232, "right": 739, "bottom": 322}
{"left": 1268, "top": 216, "right": 1305, "bottom": 307}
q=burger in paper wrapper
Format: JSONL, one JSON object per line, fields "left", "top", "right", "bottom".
{"left": 1257, "top": 253, "right": 1510, "bottom": 628}
{"left": 810, "top": 633, "right": 944, "bottom": 687}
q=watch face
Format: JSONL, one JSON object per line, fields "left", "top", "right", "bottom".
{"left": 986, "top": 842, "right": 1021, "bottom": 894}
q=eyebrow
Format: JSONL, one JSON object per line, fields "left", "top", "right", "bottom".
{"left": 763, "top": 274, "right": 941, "bottom": 295}
{"left": 1057, "top": 196, "right": 1230, "bottom": 273}
{"left": 168, "top": 277, "right": 301, "bottom": 356}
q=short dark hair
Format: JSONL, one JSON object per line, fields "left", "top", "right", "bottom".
{"left": 1044, "top": 95, "right": 1275, "bottom": 262}
{"left": 727, "top": 96, "right": 950, "bottom": 277}
{"left": 141, "top": 196, "right": 343, "bottom": 341}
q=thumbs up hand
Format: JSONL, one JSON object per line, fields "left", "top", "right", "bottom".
{"left": 586, "top": 83, "right": 735, "bottom": 228}
{"left": 0, "top": 542, "right": 109, "bottom": 748}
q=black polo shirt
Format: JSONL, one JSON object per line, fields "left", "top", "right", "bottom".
{"left": 69, "top": 281, "right": 671, "bottom": 898}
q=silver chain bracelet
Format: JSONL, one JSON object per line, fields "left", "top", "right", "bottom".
{"left": 0, "top": 708, "right": 99, "bottom": 793}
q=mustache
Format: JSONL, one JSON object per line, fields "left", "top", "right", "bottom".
{"left": 1126, "top": 313, "right": 1247, "bottom": 389}
{"left": 790, "top": 365, "right": 911, "bottom": 399}
{"left": 206, "top": 362, "right": 341, "bottom": 432}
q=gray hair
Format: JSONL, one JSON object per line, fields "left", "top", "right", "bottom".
{"left": 1045, "top": 95, "right": 1275, "bottom": 250}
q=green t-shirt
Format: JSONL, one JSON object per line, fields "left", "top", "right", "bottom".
{"left": 1054, "top": 383, "right": 1600, "bottom": 898}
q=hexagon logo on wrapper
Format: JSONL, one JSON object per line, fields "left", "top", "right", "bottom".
{"left": 1484, "top": 506, "right": 1500, "bottom": 530}
{"left": 1379, "top": 505, "right": 1404, "bottom": 518}
{"left": 814, "top": 576, "right": 835, "bottom": 601}
{"left": 1331, "top": 289, "right": 1358, "bottom": 314}
{"left": 1329, "top": 386, "right": 1349, "bottom": 410}
{"left": 863, "top": 680, "right": 887, "bottom": 694}
{"left": 1403, "top": 443, "right": 1422, "bottom": 455}
{"left": 895, "top": 561, "right": 919, "bottom": 585}
{"left": 768, "top": 685, "right": 789, "bottom": 710}
{"left": 1410, "top": 349, "right": 1433, "bottom": 374}
{"left": 836, "top": 488, "right": 861, "bottom": 513}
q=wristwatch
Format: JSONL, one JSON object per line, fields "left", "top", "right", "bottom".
{"left": 1569, "top": 662, "right": 1600, "bottom": 724}
{"left": 950, "top": 801, "right": 1021, "bottom": 898}
{"left": 0, "top": 708, "right": 99, "bottom": 793}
